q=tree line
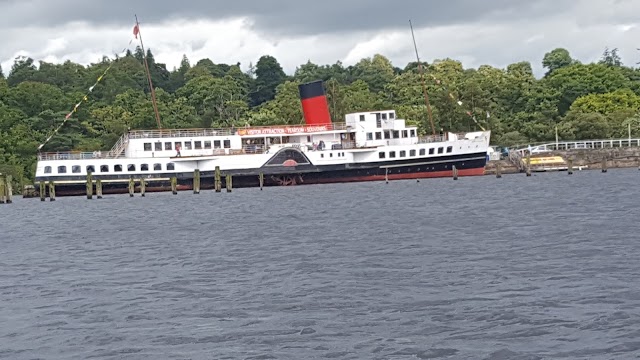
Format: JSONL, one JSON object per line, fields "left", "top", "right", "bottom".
{"left": 1, "top": 46, "right": 639, "bottom": 183}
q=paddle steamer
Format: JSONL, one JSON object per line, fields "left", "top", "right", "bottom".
{"left": 34, "top": 80, "right": 490, "bottom": 195}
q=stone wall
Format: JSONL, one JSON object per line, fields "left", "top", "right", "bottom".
{"left": 545, "top": 148, "right": 640, "bottom": 170}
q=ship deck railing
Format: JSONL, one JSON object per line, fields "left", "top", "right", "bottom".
{"left": 38, "top": 152, "right": 107, "bottom": 161}
{"left": 417, "top": 135, "right": 447, "bottom": 143}
{"left": 126, "top": 123, "right": 352, "bottom": 140}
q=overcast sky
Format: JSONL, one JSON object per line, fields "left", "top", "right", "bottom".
{"left": 1, "top": 0, "right": 640, "bottom": 78}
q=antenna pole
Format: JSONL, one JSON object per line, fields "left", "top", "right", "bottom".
{"left": 409, "top": 20, "right": 436, "bottom": 136}
{"left": 135, "top": 15, "right": 162, "bottom": 129}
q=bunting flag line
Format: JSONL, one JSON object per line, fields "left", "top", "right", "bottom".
{"left": 37, "top": 33, "right": 138, "bottom": 152}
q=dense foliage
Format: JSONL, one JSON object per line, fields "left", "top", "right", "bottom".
{"left": 1, "top": 46, "right": 639, "bottom": 183}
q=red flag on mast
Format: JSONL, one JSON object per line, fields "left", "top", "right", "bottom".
{"left": 133, "top": 24, "right": 139, "bottom": 39}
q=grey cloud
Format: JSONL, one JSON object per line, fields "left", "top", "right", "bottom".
{"left": 2, "top": 0, "right": 640, "bottom": 78}
{"left": 2, "top": 0, "right": 571, "bottom": 35}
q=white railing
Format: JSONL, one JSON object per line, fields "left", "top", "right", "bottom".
{"left": 513, "top": 138, "right": 640, "bottom": 154}
{"left": 127, "top": 123, "right": 352, "bottom": 139}
{"left": 107, "top": 133, "right": 129, "bottom": 158}
{"left": 128, "top": 128, "right": 234, "bottom": 139}
{"left": 418, "top": 135, "right": 447, "bottom": 143}
{"left": 37, "top": 152, "right": 102, "bottom": 161}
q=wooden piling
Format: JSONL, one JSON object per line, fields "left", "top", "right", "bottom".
{"left": 526, "top": 153, "right": 532, "bottom": 177}
{"left": 0, "top": 176, "right": 5, "bottom": 204}
{"left": 86, "top": 171, "right": 93, "bottom": 199}
{"left": 602, "top": 157, "right": 608, "bottom": 173}
{"left": 567, "top": 158, "right": 573, "bottom": 175}
{"left": 5, "top": 175, "right": 13, "bottom": 204}
{"left": 259, "top": 172, "right": 264, "bottom": 190}
{"left": 226, "top": 174, "right": 233, "bottom": 193}
{"left": 128, "top": 178, "right": 135, "bottom": 197}
{"left": 385, "top": 168, "right": 389, "bottom": 184}
{"left": 49, "top": 181, "right": 56, "bottom": 201}
{"left": 193, "top": 169, "right": 200, "bottom": 194}
{"left": 496, "top": 162, "right": 502, "bottom": 178}
{"left": 452, "top": 165, "right": 458, "bottom": 180}
{"left": 96, "top": 179, "right": 103, "bottom": 199}
{"left": 139, "top": 178, "right": 146, "bottom": 197}
{"left": 39, "top": 181, "right": 46, "bottom": 201}
{"left": 215, "top": 166, "right": 222, "bottom": 192}
{"left": 171, "top": 177, "right": 178, "bottom": 195}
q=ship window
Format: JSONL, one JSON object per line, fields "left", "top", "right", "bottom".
{"left": 389, "top": 151, "right": 396, "bottom": 158}
{"left": 399, "top": 150, "right": 406, "bottom": 157}
{"left": 114, "top": 165, "right": 122, "bottom": 172}
{"left": 223, "top": 140, "right": 231, "bottom": 149}
{"left": 375, "top": 132, "right": 382, "bottom": 140}
{"left": 366, "top": 132, "right": 373, "bottom": 140}
{"left": 376, "top": 119, "right": 382, "bottom": 128}
{"left": 321, "top": 154, "right": 324, "bottom": 158}
{"left": 174, "top": 142, "right": 182, "bottom": 150}
{"left": 194, "top": 141, "right": 202, "bottom": 149}
{"left": 154, "top": 163, "right": 161, "bottom": 171}
{"left": 214, "top": 140, "right": 221, "bottom": 149}
{"left": 141, "top": 164, "right": 149, "bottom": 171}
{"left": 164, "top": 142, "right": 172, "bottom": 150}
{"left": 167, "top": 163, "right": 175, "bottom": 171}
{"left": 393, "top": 131, "right": 400, "bottom": 139}
{"left": 410, "top": 129, "right": 416, "bottom": 137}
{"left": 420, "top": 149, "right": 426, "bottom": 156}
{"left": 446, "top": 146, "right": 453, "bottom": 153}
{"left": 155, "top": 142, "right": 162, "bottom": 151}
{"left": 438, "top": 147, "right": 444, "bottom": 154}
{"left": 389, "top": 112, "right": 395, "bottom": 119}
{"left": 72, "top": 165, "right": 81, "bottom": 174}
{"left": 429, "top": 148, "right": 435, "bottom": 155}
{"left": 100, "top": 165, "right": 109, "bottom": 172}
{"left": 384, "top": 131, "right": 390, "bottom": 139}
{"left": 359, "top": 114, "right": 365, "bottom": 122}
{"left": 410, "top": 150, "right": 416, "bottom": 157}
{"left": 381, "top": 113, "right": 387, "bottom": 120}
{"left": 184, "top": 141, "right": 192, "bottom": 150}
{"left": 379, "top": 152, "right": 386, "bottom": 159}
{"left": 44, "top": 166, "right": 52, "bottom": 174}
{"left": 144, "top": 143, "right": 152, "bottom": 151}
{"left": 57, "top": 166, "right": 67, "bottom": 174}
{"left": 128, "top": 164, "right": 136, "bottom": 172}
{"left": 402, "top": 130, "right": 408, "bottom": 138}
{"left": 330, "top": 153, "right": 333, "bottom": 158}
{"left": 204, "top": 141, "right": 212, "bottom": 149}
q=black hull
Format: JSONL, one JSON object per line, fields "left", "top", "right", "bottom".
{"left": 35, "top": 152, "right": 488, "bottom": 197}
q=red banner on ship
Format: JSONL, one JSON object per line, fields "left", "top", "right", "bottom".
{"left": 237, "top": 125, "right": 330, "bottom": 136}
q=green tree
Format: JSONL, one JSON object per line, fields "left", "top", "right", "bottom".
{"left": 571, "top": 89, "right": 640, "bottom": 114}
{"left": 7, "top": 56, "right": 38, "bottom": 86}
{"left": 559, "top": 111, "right": 611, "bottom": 140}
{"left": 599, "top": 47, "right": 622, "bottom": 67}
{"left": 542, "top": 48, "right": 574, "bottom": 76}
{"left": 251, "top": 55, "right": 287, "bottom": 106}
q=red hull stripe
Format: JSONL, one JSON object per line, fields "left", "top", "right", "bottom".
{"left": 309, "top": 167, "right": 485, "bottom": 184}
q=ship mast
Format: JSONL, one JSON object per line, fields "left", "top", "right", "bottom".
{"left": 135, "top": 15, "right": 162, "bottom": 129}
{"left": 409, "top": 20, "right": 436, "bottom": 136}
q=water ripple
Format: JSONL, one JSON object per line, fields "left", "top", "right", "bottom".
{"left": 1, "top": 169, "right": 640, "bottom": 359}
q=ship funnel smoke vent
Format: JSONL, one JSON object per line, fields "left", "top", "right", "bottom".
{"left": 298, "top": 80, "right": 332, "bottom": 125}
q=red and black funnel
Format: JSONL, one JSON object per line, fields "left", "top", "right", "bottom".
{"left": 298, "top": 80, "right": 331, "bottom": 125}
